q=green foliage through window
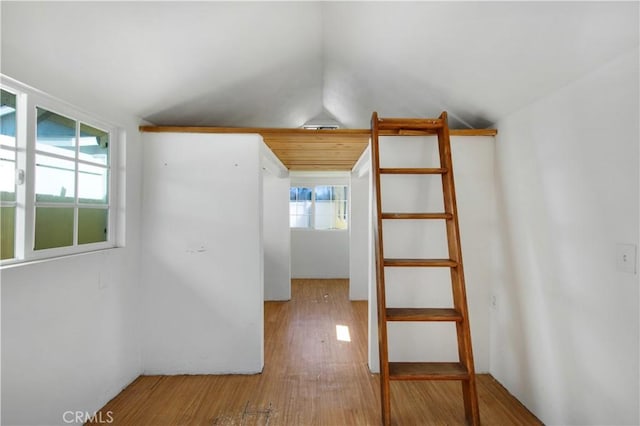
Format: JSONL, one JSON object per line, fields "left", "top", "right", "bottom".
{"left": 35, "top": 107, "right": 110, "bottom": 251}
{"left": 0, "top": 89, "right": 17, "bottom": 259}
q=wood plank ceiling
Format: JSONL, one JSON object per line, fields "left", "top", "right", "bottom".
{"left": 139, "top": 126, "right": 497, "bottom": 171}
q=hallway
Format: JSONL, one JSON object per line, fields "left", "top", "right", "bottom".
{"left": 92, "top": 280, "right": 540, "bottom": 425}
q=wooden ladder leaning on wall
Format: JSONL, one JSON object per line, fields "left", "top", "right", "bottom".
{"left": 371, "top": 111, "right": 480, "bottom": 426}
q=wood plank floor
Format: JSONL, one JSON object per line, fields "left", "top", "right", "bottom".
{"left": 92, "top": 279, "right": 541, "bottom": 425}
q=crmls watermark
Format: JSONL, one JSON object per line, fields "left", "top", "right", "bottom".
{"left": 62, "top": 410, "right": 114, "bottom": 424}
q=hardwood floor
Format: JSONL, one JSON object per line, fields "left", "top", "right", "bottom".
{"left": 92, "top": 279, "right": 541, "bottom": 425}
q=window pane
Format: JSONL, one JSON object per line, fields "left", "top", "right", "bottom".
{"left": 291, "top": 187, "right": 311, "bottom": 201}
{"left": 34, "top": 207, "right": 74, "bottom": 250}
{"left": 0, "top": 148, "right": 16, "bottom": 202}
{"left": 78, "top": 208, "right": 108, "bottom": 244}
{"left": 36, "top": 107, "right": 76, "bottom": 157}
{"left": 79, "top": 123, "right": 108, "bottom": 166}
{"left": 35, "top": 154, "right": 75, "bottom": 203}
{"left": 79, "top": 163, "right": 108, "bottom": 204}
{"left": 290, "top": 199, "right": 311, "bottom": 220}
{"left": 315, "top": 185, "right": 332, "bottom": 201}
{"left": 0, "top": 89, "right": 17, "bottom": 148}
{"left": 290, "top": 198, "right": 312, "bottom": 228}
{"left": 0, "top": 206, "right": 15, "bottom": 260}
{"left": 315, "top": 200, "right": 335, "bottom": 229}
{"left": 290, "top": 187, "right": 312, "bottom": 228}
{"left": 315, "top": 185, "right": 347, "bottom": 229}
{"left": 316, "top": 185, "right": 348, "bottom": 201}
{"left": 315, "top": 185, "right": 348, "bottom": 230}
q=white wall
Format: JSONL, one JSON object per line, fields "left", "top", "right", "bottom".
{"left": 492, "top": 48, "right": 639, "bottom": 425}
{"left": 262, "top": 147, "right": 291, "bottom": 301}
{"left": 0, "top": 92, "right": 143, "bottom": 425}
{"left": 140, "top": 133, "right": 264, "bottom": 374}
{"left": 368, "top": 135, "right": 497, "bottom": 374}
{"left": 290, "top": 173, "right": 350, "bottom": 279}
{"left": 368, "top": 161, "right": 379, "bottom": 371}
{"left": 290, "top": 230, "right": 349, "bottom": 278}
{"left": 350, "top": 148, "right": 371, "bottom": 300}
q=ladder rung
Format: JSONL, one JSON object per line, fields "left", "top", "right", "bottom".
{"left": 377, "top": 117, "right": 444, "bottom": 131}
{"left": 384, "top": 258, "right": 457, "bottom": 267}
{"left": 386, "top": 308, "right": 463, "bottom": 322}
{"left": 389, "top": 362, "right": 469, "bottom": 381}
{"left": 382, "top": 213, "right": 452, "bottom": 220}
{"left": 380, "top": 168, "right": 447, "bottom": 175}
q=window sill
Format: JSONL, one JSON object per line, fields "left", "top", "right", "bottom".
{"left": 0, "top": 246, "right": 123, "bottom": 270}
{"left": 290, "top": 228, "right": 349, "bottom": 232}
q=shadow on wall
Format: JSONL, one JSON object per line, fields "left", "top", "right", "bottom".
{"left": 143, "top": 56, "right": 322, "bottom": 128}
{"left": 493, "top": 120, "right": 589, "bottom": 420}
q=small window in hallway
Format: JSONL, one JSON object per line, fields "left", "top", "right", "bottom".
{"left": 289, "top": 185, "right": 348, "bottom": 230}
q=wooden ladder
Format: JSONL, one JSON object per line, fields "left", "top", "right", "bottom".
{"left": 371, "top": 111, "right": 480, "bottom": 425}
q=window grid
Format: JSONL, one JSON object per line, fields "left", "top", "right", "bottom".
{"left": 289, "top": 186, "right": 312, "bottom": 228}
{"left": 34, "top": 109, "right": 111, "bottom": 251}
{"left": 0, "top": 78, "right": 118, "bottom": 265}
{"left": 289, "top": 185, "right": 348, "bottom": 230}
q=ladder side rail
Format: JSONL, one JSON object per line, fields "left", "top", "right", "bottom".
{"left": 371, "top": 112, "right": 391, "bottom": 426}
{"left": 437, "top": 112, "right": 480, "bottom": 424}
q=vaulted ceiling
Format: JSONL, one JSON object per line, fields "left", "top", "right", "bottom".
{"left": 1, "top": 1, "right": 638, "bottom": 130}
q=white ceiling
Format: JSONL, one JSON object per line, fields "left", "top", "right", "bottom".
{"left": 1, "top": 1, "right": 638, "bottom": 129}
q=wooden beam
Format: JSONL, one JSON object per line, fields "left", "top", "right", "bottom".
{"left": 138, "top": 125, "right": 497, "bottom": 171}
{"left": 139, "top": 126, "right": 497, "bottom": 137}
{"left": 288, "top": 165, "right": 354, "bottom": 171}
{"left": 139, "top": 126, "right": 369, "bottom": 136}
{"left": 266, "top": 142, "right": 367, "bottom": 149}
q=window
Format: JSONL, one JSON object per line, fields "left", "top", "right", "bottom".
{"left": 289, "top": 187, "right": 312, "bottom": 228}
{"left": 0, "top": 89, "right": 17, "bottom": 260}
{"left": 0, "top": 77, "right": 119, "bottom": 264}
{"left": 35, "top": 108, "right": 110, "bottom": 249}
{"left": 289, "top": 185, "right": 348, "bottom": 230}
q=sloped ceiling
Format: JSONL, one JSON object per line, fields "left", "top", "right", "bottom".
{"left": 1, "top": 1, "right": 638, "bottom": 129}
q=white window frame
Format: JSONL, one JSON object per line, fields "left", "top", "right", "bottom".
{"left": 289, "top": 185, "right": 349, "bottom": 230}
{"left": 0, "top": 76, "right": 120, "bottom": 265}
{"left": 289, "top": 172, "right": 350, "bottom": 231}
